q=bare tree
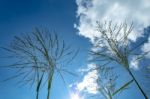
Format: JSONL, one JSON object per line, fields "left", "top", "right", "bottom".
{"left": 90, "top": 21, "right": 149, "bottom": 99}
{"left": 1, "top": 28, "right": 78, "bottom": 99}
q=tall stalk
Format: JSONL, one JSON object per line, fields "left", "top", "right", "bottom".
{"left": 47, "top": 71, "right": 54, "bottom": 99}
{"left": 96, "top": 65, "right": 117, "bottom": 99}
{"left": 36, "top": 72, "right": 44, "bottom": 99}
{"left": 91, "top": 21, "right": 149, "bottom": 99}
{"left": 128, "top": 68, "right": 148, "bottom": 99}
{"left": 1, "top": 28, "right": 77, "bottom": 99}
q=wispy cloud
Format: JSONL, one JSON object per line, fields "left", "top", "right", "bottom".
{"left": 78, "top": 63, "right": 97, "bottom": 73}
{"left": 73, "top": 63, "right": 99, "bottom": 94}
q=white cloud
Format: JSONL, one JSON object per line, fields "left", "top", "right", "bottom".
{"left": 70, "top": 92, "right": 84, "bottom": 99}
{"left": 75, "top": 0, "right": 150, "bottom": 43}
{"left": 76, "top": 63, "right": 99, "bottom": 94}
{"left": 77, "top": 70, "right": 98, "bottom": 94}
{"left": 130, "top": 57, "right": 139, "bottom": 70}
{"left": 78, "top": 63, "right": 97, "bottom": 73}
{"left": 75, "top": 0, "right": 150, "bottom": 71}
{"left": 142, "top": 36, "right": 150, "bottom": 58}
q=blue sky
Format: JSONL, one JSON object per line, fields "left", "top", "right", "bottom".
{"left": 0, "top": 0, "right": 90, "bottom": 99}
{"left": 0, "top": 0, "right": 150, "bottom": 99}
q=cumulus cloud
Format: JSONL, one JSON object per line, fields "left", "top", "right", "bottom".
{"left": 75, "top": 0, "right": 150, "bottom": 70}
{"left": 76, "top": 63, "right": 99, "bottom": 94}
{"left": 72, "top": 63, "right": 117, "bottom": 97}
{"left": 75, "top": 0, "right": 150, "bottom": 43}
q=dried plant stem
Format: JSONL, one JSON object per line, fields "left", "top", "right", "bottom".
{"left": 92, "top": 21, "right": 149, "bottom": 99}
{"left": 1, "top": 28, "right": 77, "bottom": 99}
{"left": 36, "top": 92, "right": 39, "bottom": 99}
{"left": 127, "top": 68, "right": 148, "bottom": 99}
{"left": 47, "top": 70, "right": 54, "bottom": 99}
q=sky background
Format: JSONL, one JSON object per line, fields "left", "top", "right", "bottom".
{"left": 0, "top": 0, "right": 150, "bottom": 99}
{"left": 0, "top": 0, "right": 90, "bottom": 99}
